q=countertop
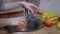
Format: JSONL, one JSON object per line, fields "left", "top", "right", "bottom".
{"left": 0, "top": 11, "right": 60, "bottom": 34}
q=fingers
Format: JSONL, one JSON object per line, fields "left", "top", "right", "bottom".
{"left": 30, "top": 4, "right": 41, "bottom": 13}
{"left": 20, "top": 1, "right": 40, "bottom": 13}
{"left": 24, "top": 6, "right": 34, "bottom": 13}
{"left": 30, "top": 6, "right": 39, "bottom": 12}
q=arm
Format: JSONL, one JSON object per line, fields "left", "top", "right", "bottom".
{"left": 4, "top": 2, "right": 22, "bottom": 10}
{"left": 3, "top": 1, "right": 40, "bottom": 13}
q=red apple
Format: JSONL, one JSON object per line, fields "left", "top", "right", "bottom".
{"left": 44, "top": 21, "right": 53, "bottom": 27}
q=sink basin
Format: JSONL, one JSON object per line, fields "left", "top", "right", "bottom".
{"left": 0, "top": 11, "right": 43, "bottom": 32}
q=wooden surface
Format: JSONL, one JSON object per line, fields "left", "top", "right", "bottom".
{"left": 0, "top": 11, "right": 24, "bottom": 18}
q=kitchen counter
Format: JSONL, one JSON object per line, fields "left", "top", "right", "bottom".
{"left": 0, "top": 11, "right": 60, "bottom": 34}
{"left": 11, "top": 25, "right": 58, "bottom": 34}
{"left": 11, "top": 13, "right": 60, "bottom": 34}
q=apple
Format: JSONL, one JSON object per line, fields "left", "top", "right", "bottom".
{"left": 44, "top": 21, "right": 53, "bottom": 27}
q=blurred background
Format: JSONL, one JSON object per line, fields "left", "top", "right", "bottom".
{"left": 0, "top": 0, "right": 60, "bottom": 34}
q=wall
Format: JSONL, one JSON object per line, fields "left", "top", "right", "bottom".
{"left": 39, "top": 0, "right": 60, "bottom": 17}
{"left": 49, "top": 0, "right": 60, "bottom": 17}
{"left": 39, "top": 0, "right": 49, "bottom": 12}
